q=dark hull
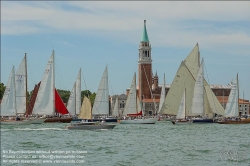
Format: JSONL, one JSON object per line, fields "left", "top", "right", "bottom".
{"left": 217, "top": 121, "right": 249, "bottom": 124}
{"left": 66, "top": 123, "right": 116, "bottom": 130}
{"left": 44, "top": 117, "right": 72, "bottom": 123}
{"left": 193, "top": 119, "right": 214, "bottom": 123}
{"left": 92, "top": 118, "right": 118, "bottom": 123}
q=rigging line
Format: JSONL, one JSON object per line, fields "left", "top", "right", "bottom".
{"left": 142, "top": 64, "right": 156, "bottom": 112}
{"left": 109, "top": 79, "right": 115, "bottom": 97}
{"left": 82, "top": 73, "right": 90, "bottom": 98}
{"left": 204, "top": 61, "right": 218, "bottom": 115}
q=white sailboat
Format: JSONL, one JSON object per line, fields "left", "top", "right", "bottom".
{"left": 120, "top": 73, "right": 157, "bottom": 124}
{"left": 1, "top": 59, "right": 32, "bottom": 125}
{"left": 67, "top": 69, "right": 82, "bottom": 116}
{"left": 31, "top": 50, "right": 71, "bottom": 123}
{"left": 158, "top": 73, "right": 166, "bottom": 114}
{"left": 92, "top": 66, "right": 109, "bottom": 117}
{"left": 172, "top": 89, "right": 192, "bottom": 124}
{"left": 66, "top": 67, "right": 117, "bottom": 130}
{"left": 112, "top": 97, "right": 120, "bottom": 117}
{"left": 218, "top": 74, "right": 249, "bottom": 124}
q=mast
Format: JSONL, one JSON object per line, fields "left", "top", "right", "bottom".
{"left": 25, "top": 53, "right": 28, "bottom": 114}
{"left": 74, "top": 82, "right": 76, "bottom": 115}
{"left": 13, "top": 66, "right": 17, "bottom": 116}
{"left": 53, "top": 50, "right": 55, "bottom": 115}
{"left": 237, "top": 73, "right": 239, "bottom": 117}
{"left": 184, "top": 88, "right": 186, "bottom": 118}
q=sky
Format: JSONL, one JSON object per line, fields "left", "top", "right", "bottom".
{"left": 1, "top": 1, "right": 250, "bottom": 99}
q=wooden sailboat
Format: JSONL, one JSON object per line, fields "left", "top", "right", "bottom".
{"left": 29, "top": 50, "right": 72, "bottom": 123}
{"left": 120, "top": 73, "right": 157, "bottom": 124}
{"left": 160, "top": 44, "right": 225, "bottom": 120}
{"left": 218, "top": 74, "right": 249, "bottom": 124}
{"left": 66, "top": 67, "right": 117, "bottom": 130}
{"left": 172, "top": 89, "right": 192, "bottom": 124}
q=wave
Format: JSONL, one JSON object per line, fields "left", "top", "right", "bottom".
{"left": 1, "top": 128, "right": 65, "bottom": 131}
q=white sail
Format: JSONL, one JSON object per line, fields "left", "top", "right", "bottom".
{"left": 15, "top": 55, "right": 27, "bottom": 114}
{"left": 32, "top": 51, "right": 54, "bottom": 115}
{"left": 112, "top": 97, "right": 119, "bottom": 117}
{"left": 92, "top": 66, "right": 109, "bottom": 115}
{"left": 67, "top": 69, "right": 81, "bottom": 115}
{"left": 191, "top": 59, "right": 204, "bottom": 116}
{"left": 224, "top": 75, "right": 239, "bottom": 117}
{"left": 123, "top": 73, "right": 138, "bottom": 115}
{"left": 158, "top": 73, "right": 166, "bottom": 114}
{"left": 1, "top": 66, "right": 16, "bottom": 116}
{"left": 176, "top": 90, "right": 186, "bottom": 119}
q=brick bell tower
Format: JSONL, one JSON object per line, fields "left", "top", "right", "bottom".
{"left": 138, "top": 20, "right": 152, "bottom": 102}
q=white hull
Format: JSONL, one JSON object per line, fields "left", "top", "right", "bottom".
{"left": 120, "top": 118, "right": 158, "bottom": 124}
{"left": 0, "top": 120, "right": 32, "bottom": 125}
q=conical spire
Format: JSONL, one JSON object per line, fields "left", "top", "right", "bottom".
{"left": 141, "top": 20, "right": 149, "bottom": 42}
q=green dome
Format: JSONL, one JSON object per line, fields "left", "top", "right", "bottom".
{"left": 141, "top": 20, "right": 149, "bottom": 42}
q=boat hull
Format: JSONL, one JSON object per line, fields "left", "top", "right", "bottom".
{"left": 172, "top": 120, "right": 193, "bottom": 125}
{"left": 120, "top": 118, "right": 158, "bottom": 124}
{"left": 0, "top": 120, "right": 32, "bottom": 125}
{"left": 217, "top": 121, "right": 249, "bottom": 124}
{"left": 66, "top": 123, "right": 116, "bottom": 130}
{"left": 44, "top": 117, "right": 72, "bottom": 123}
{"left": 192, "top": 119, "right": 214, "bottom": 123}
{"left": 30, "top": 118, "right": 46, "bottom": 124}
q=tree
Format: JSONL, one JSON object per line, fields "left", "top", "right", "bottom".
{"left": 89, "top": 92, "right": 96, "bottom": 107}
{"left": 0, "top": 83, "right": 6, "bottom": 100}
{"left": 57, "top": 89, "right": 70, "bottom": 104}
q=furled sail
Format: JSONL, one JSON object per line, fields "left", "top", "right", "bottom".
{"left": 92, "top": 66, "right": 109, "bottom": 115}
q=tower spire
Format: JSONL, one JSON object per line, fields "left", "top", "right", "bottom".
{"left": 141, "top": 20, "right": 149, "bottom": 42}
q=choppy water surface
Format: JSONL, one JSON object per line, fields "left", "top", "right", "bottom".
{"left": 1, "top": 122, "right": 250, "bottom": 166}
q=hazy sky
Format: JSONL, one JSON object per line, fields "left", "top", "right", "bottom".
{"left": 1, "top": 1, "right": 250, "bottom": 99}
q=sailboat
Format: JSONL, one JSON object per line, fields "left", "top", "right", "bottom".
{"left": 1, "top": 55, "right": 45, "bottom": 124}
{"left": 29, "top": 50, "right": 72, "bottom": 123}
{"left": 112, "top": 97, "right": 120, "bottom": 117}
{"left": 191, "top": 59, "right": 214, "bottom": 123}
{"left": 120, "top": 73, "right": 158, "bottom": 124}
{"left": 172, "top": 89, "right": 192, "bottom": 124}
{"left": 67, "top": 69, "right": 82, "bottom": 122}
{"left": 91, "top": 66, "right": 117, "bottom": 123}
{"left": 160, "top": 43, "right": 225, "bottom": 120}
{"left": 66, "top": 68, "right": 117, "bottom": 130}
{"left": 218, "top": 74, "right": 249, "bottom": 124}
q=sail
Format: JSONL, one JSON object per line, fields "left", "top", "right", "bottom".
{"left": 15, "top": 55, "right": 27, "bottom": 114}
{"left": 32, "top": 51, "right": 54, "bottom": 115}
{"left": 191, "top": 59, "right": 204, "bottom": 116}
{"left": 78, "top": 96, "right": 92, "bottom": 119}
{"left": 67, "top": 69, "right": 81, "bottom": 115}
{"left": 160, "top": 61, "right": 196, "bottom": 115}
{"left": 112, "top": 97, "right": 119, "bottom": 117}
{"left": 123, "top": 73, "right": 138, "bottom": 115}
{"left": 54, "top": 89, "right": 69, "bottom": 114}
{"left": 26, "top": 82, "right": 41, "bottom": 115}
{"left": 224, "top": 75, "right": 239, "bottom": 117}
{"left": 176, "top": 90, "right": 186, "bottom": 119}
{"left": 92, "top": 66, "right": 109, "bottom": 115}
{"left": 158, "top": 73, "right": 166, "bottom": 114}
{"left": 1, "top": 66, "right": 16, "bottom": 116}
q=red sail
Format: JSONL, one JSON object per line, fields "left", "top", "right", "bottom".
{"left": 55, "top": 89, "right": 69, "bottom": 114}
{"left": 127, "top": 110, "right": 142, "bottom": 117}
{"left": 26, "top": 82, "right": 41, "bottom": 115}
